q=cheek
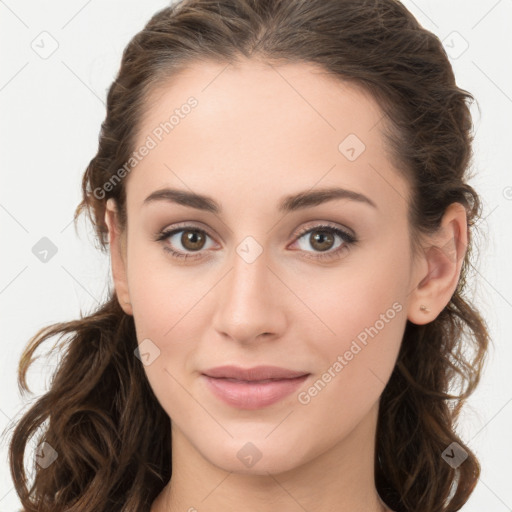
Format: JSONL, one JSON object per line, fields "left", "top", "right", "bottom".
{"left": 129, "top": 272, "right": 201, "bottom": 421}
{"left": 126, "top": 242, "right": 209, "bottom": 336}
{"left": 126, "top": 248, "right": 210, "bottom": 413}
{"left": 296, "top": 291, "right": 406, "bottom": 442}
{"left": 311, "top": 246, "right": 409, "bottom": 402}
{"left": 319, "top": 293, "right": 406, "bottom": 398}
{"left": 128, "top": 266, "right": 203, "bottom": 365}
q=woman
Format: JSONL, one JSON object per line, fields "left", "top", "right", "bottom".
{"left": 8, "top": 0, "right": 489, "bottom": 511}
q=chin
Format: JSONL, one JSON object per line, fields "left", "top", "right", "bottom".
{"left": 204, "top": 440, "right": 307, "bottom": 476}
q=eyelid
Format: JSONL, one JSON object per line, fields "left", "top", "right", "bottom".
{"left": 156, "top": 221, "right": 218, "bottom": 242}
{"left": 292, "top": 220, "right": 355, "bottom": 239}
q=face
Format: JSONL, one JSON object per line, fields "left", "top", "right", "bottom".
{"left": 106, "top": 59, "right": 429, "bottom": 475}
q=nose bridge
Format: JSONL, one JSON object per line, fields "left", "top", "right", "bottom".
{"left": 211, "top": 234, "right": 286, "bottom": 342}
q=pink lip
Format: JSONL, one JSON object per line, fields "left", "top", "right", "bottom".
{"left": 202, "top": 365, "right": 309, "bottom": 381}
{"left": 201, "top": 368, "right": 310, "bottom": 410}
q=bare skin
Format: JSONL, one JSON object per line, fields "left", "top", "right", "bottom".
{"left": 104, "top": 59, "right": 467, "bottom": 512}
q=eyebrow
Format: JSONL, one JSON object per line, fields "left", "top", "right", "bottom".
{"left": 142, "top": 186, "right": 378, "bottom": 213}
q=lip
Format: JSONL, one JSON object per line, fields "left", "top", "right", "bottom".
{"left": 202, "top": 365, "right": 309, "bottom": 381}
{"left": 201, "top": 365, "right": 310, "bottom": 410}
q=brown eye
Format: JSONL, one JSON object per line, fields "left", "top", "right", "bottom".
{"left": 308, "top": 230, "right": 335, "bottom": 252}
{"left": 180, "top": 229, "right": 206, "bottom": 251}
{"left": 155, "top": 225, "right": 215, "bottom": 261}
{"left": 292, "top": 223, "right": 357, "bottom": 262}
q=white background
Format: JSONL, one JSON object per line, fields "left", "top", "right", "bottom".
{"left": 1, "top": 0, "right": 511, "bottom": 510}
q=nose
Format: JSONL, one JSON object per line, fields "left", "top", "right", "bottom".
{"left": 210, "top": 244, "right": 288, "bottom": 345}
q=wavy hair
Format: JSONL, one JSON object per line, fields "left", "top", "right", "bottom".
{"left": 6, "top": 0, "right": 490, "bottom": 511}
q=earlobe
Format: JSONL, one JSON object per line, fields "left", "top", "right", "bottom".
{"left": 407, "top": 202, "right": 468, "bottom": 325}
{"left": 104, "top": 198, "right": 133, "bottom": 316}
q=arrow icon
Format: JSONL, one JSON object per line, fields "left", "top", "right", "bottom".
{"left": 135, "top": 339, "right": 161, "bottom": 365}
{"left": 35, "top": 441, "right": 58, "bottom": 468}
{"left": 339, "top": 134, "right": 365, "bottom": 161}
{"left": 441, "top": 441, "right": 468, "bottom": 468}
{"left": 37, "top": 447, "right": 46, "bottom": 460}
{"left": 32, "top": 237, "right": 58, "bottom": 262}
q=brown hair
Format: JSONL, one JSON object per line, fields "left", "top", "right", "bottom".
{"left": 6, "top": 1, "right": 490, "bottom": 511}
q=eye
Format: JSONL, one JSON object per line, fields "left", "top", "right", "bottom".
{"left": 291, "top": 223, "right": 357, "bottom": 262}
{"left": 154, "top": 223, "right": 215, "bottom": 261}
{"left": 154, "top": 222, "right": 358, "bottom": 262}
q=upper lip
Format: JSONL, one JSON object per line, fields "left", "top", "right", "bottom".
{"left": 202, "top": 365, "right": 309, "bottom": 381}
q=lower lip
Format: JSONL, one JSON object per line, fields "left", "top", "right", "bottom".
{"left": 202, "top": 374, "right": 310, "bottom": 410}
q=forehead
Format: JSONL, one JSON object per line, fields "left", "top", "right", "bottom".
{"left": 127, "top": 59, "right": 410, "bottom": 218}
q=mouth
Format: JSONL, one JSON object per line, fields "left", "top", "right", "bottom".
{"left": 201, "top": 373, "right": 310, "bottom": 410}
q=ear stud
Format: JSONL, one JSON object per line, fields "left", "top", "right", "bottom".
{"left": 420, "top": 304, "right": 430, "bottom": 313}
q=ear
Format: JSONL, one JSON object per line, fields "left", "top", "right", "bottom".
{"left": 407, "top": 202, "right": 468, "bottom": 325}
{"left": 104, "top": 198, "right": 133, "bottom": 316}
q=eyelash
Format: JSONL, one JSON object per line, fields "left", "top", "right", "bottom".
{"left": 154, "top": 222, "right": 358, "bottom": 263}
